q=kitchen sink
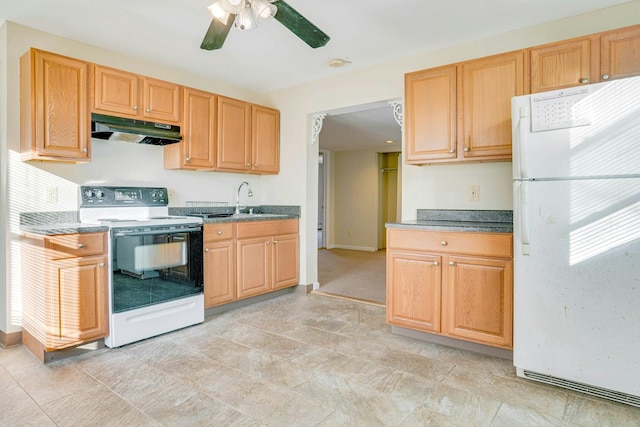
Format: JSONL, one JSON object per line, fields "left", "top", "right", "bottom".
{"left": 186, "top": 212, "right": 285, "bottom": 219}
{"left": 230, "top": 213, "right": 285, "bottom": 218}
{"left": 186, "top": 212, "right": 234, "bottom": 218}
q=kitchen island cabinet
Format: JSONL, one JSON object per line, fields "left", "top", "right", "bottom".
{"left": 387, "top": 227, "right": 513, "bottom": 349}
{"left": 21, "top": 231, "right": 109, "bottom": 361}
{"left": 20, "top": 48, "right": 90, "bottom": 163}
{"left": 92, "top": 65, "right": 181, "bottom": 124}
{"left": 405, "top": 50, "right": 523, "bottom": 164}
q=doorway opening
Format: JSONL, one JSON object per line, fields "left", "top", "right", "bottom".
{"left": 314, "top": 101, "right": 402, "bottom": 305}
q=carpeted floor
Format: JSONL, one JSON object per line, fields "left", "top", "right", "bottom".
{"left": 316, "top": 248, "right": 386, "bottom": 306}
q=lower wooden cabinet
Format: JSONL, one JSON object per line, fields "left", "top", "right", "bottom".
{"left": 203, "top": 219, "right": 299, "bottom": 308}
{"left": 386, "top": 228, "right": 513, "bottom": 349}
{"left": 203, "top": 223, "right": 235, "bottom": 308}
{"left": 21, "top": 232, "right": 109, "bottom": 360}
{"left": 236, "top": 219, "right": 299, "bottom": 299}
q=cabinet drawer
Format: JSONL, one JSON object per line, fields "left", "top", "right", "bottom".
{"left": 387, "top": 228, "right": 512, "bottom": 258}
{"left": 46, "top": 233, "right": 106, "bottom": 258}
{"left": 236, "top": 219, "right": 298, "bottom": 239}
{"left": 204, "top": 223, "right": 235, "bottom": 242}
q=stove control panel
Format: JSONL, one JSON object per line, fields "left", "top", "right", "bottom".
{"left": 80, "top": 186, "right": 169, "bottom": 207}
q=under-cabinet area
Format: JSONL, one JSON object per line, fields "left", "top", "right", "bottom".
{"left": 386, "top": 224, "right": 513, "bottom": 350}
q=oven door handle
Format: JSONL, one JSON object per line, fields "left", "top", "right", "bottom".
{"left": 113, "top": 226, "right": 201, "bottom": 237}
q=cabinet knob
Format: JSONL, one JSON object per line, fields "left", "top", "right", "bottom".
{"left": 99, "top": 262, "right": 105, "bottom": 267}
{"left": 186, "top": 157, "right": 191, "bottom": 162}
{"left": 254, "top": 163, "right": 258, "bottom": 167}
{"left": 82, "top": 147, "right": 88, "bottom": 153}
{"left": 449, "top": 261, "right": 455, "bottom": 266}
{"left": 580, "top": 78, "right": 589, "bottom": 84}
{"left": 274, "top": 240, "right": 278, "bottom": 244}
{"left": 133, "top": 105, "right": 139, "bottom": 111}
{"left": 440, "top": 241, "right": 447, "bottom": 246}
{"left": 77, "top": 243, "right": 85, "bottom": 249}
{"left": 205, "top": 248, "right": 209, "bottom": 252}
{"left": 602, "top": 74, "right": 610, "bottom": 80}
{"left": 246, "top": 163, "right": 250, "bottom": 167}
{"left": 449, "top": 149, "right": 455, "bottom": 153}
{"left": 463, "top": 147, "right": 469, "bottom": 152}
{"left": 217, "top": 230, "right": 223, "bottom": 235}
{"left": 266, "top": 241, "right": 270, "bottom": 245}
{"left": 433, "top": 261, "right": 439, "bottom": 266}
{"left": 146, "top": 108, "right": 151, "bottom": 112}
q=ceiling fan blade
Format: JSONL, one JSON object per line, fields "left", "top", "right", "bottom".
{"left": 272, "top": 1, "right": 330, "bottom": 48}
{"left": 200, "top": 16, "right": 235, "bottom": 50}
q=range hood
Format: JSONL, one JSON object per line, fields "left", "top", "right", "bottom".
{"left": 91, "top": 113, "right": 182, "bottom": 145}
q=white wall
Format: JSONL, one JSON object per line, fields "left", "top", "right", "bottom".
{"left": 2, "top": 2, "right": 640, "bottom": 335}
{"left": 331, "top": 150, "right": 379, "bottom": 251}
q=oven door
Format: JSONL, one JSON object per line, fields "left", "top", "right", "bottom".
{"left": 111, "top": 225, "right": 203, "bottom": 313}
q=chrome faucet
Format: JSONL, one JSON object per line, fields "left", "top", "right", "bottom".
{"left": 235, "top": 181, "right": 253, "bottom": 214}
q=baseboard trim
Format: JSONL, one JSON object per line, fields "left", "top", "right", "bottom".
{"left": 391, "top": 326, "right": 513, "bottom": 360}
{"left": 331, "top": 245, "right": 378, "bottom": 252}
{"left": 313, "top": 290, "right": 385, "bottom": 307}
{"left": 0, "top": 330, "right": 22, "bottom": 348}
{"left": 296, "top": 283, "right": 314, "bottom": 294}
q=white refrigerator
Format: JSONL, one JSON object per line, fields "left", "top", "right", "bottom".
{"left": 511, "top": 76, "right": 640, "bottom": 406}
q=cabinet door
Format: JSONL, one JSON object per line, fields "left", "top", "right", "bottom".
{"left": 50, "top": 255, "right": 108, "bottom": 348}
{"left": 204, "top": 240, "right": 235, "bottom": 307}
{"left": 236, "top": 237, "right": 271, "bottom": 299}
{"left": 217, "top": 96, "right": 251, "bottom": 171}
{"left": 251, "top": 105, "right": 280, "bottom": 174}
{"left": 530, "top": 37, "right": 597, "bottom": 93}
{"left": 404, "top": 66, "right": 457, "bottom": 163}
{"left": 93, "top": 65, "right": 139, "bottom": 117}
{"left": 386, "top": 251, "right": 442, "bottom": 332}
{"left": 444, "top": 256, "right": 512, "bottom": 348}
{"left": 20, "top": 49, "right": 90, "bottom": 162}
{"left": 272, "top": 234, "right": 299, "bottom": 290}
{"left": 143, "top": 77, "right": 181, "bottom": 123}
{"left": 165, "top": 88, "right": 216, "bottom": 169}
{"left": 601, "top": 25, "right": 640, "bottom": 81}
{"left": 460, "top": 51, "right": 523, "bottom": 160}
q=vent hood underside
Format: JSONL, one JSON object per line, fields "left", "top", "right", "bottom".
{"left": 91, "top": 113, "right": 182, "bottom": 146}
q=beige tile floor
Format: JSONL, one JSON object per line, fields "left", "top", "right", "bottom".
{"left": 1, "top": 292, "right": 639, "bottom": 426}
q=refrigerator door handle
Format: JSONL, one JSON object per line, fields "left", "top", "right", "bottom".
{"left": 520, "top": 181, "right": 531, "bottom": 255}
{"left": 517, "top": 106, "right": 529, "bottom": 180}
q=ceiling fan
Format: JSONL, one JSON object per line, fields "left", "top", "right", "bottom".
{"left": 201, "top": 0, "right": 330, "bottom": 50}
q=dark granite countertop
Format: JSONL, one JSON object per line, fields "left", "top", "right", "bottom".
{"left": 387, "top": 209, "right": 513, "bottom": 233}
{"left": 21, "top": 223, "right": 110, "bottom": 235}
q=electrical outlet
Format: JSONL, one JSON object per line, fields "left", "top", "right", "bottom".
{"left": 167, "top": 188, "right": 175, "bottom": 201}
{"left": 45, "top": 186, "right": 58, "bottom": 203}
{"left": 468, "top": 185, "right": 480, "bottom": 202}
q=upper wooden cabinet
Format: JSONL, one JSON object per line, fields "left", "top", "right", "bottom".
{"left": 92, "top": 65, "right": 181, "bottom": 124}
{"left": 216, "top": 96, "right": 280, "bottom": 174}
{"left": 600, "top": 25, "right": 640, "bottom": 81}
{"left": 20, "top": 48, "right": 90, "bottom": 163}
{"left": 529, "top": 24, "right": 640, "bottom": 93}
{"left": 164, "top": 87, "right": 217, "bottom": 170}
{"left": 405, "top": 51, "right": 523, "bottom": 164}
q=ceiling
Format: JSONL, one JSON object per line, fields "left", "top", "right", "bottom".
{"left": 1, "top": 0, "right": 632, "bottom": 152}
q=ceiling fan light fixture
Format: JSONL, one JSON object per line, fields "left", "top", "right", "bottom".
{"left": 219, "top": 0, "right": 246, "bottom": 14}
{"left": 251, "top": 0, "right": 277, "bottom": 21}
{"left": 328, "top": 58, "right": 352, "bottom": 68}
{"left": 208, "top": 1, "right": 231, "bottom": 25}
{"left": 235, "top": 3, "right": 257, "bottom": 30}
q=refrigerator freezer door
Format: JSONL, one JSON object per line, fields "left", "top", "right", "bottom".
{"left": 512, "top": 76, "right": 640, "bottom": 180}
{"left": 513, "top": 178, "right": 640, "bottom": 397}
